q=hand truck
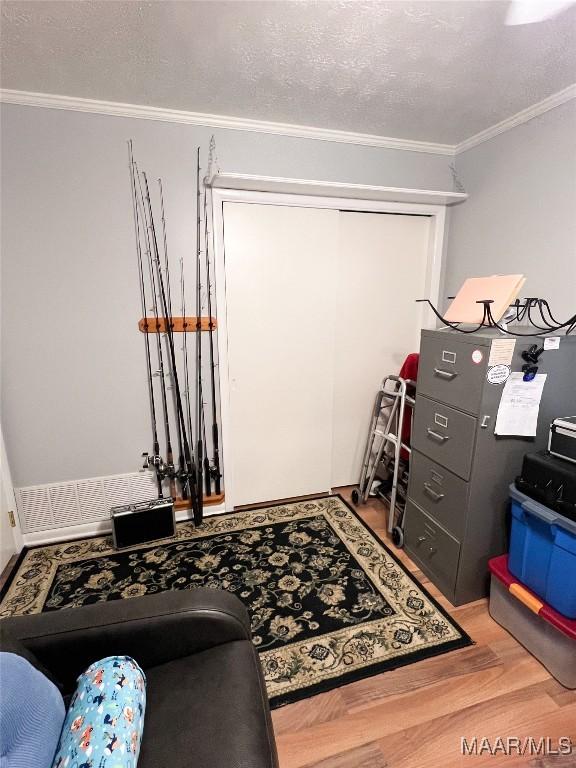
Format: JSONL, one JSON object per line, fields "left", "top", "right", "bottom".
{"left": 351, "top": 375, "right": 415, "bottom": 547}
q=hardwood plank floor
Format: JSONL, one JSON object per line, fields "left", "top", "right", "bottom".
{"left": 0, "top": 554, "right": 18, "bottom": 592}
{"left": 272, "top": 487, "right": 576, "bottom": 768}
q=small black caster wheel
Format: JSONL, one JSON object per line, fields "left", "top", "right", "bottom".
{"left": 351, "top": 488, "right": 361, "bottom": 506}
{"left": 392, "top": 526, "right": 404, "bottom": 548}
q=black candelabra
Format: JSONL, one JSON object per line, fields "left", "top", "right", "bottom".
{"left": 416, "top": 297, "right": 576, "bottom": 337}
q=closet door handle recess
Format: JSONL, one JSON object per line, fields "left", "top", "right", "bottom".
{"left": 427, "top": 428, "right": 449, "bottom": 443}
{"left": 423, "top": 483, "right": 445, "bottom": 502}
{"left": 434, "top": 368, "right": 458, "bottom": 380}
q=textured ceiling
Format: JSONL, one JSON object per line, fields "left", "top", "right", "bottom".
{"left": 1, "top": 1, "right": 575, "bottom": 144}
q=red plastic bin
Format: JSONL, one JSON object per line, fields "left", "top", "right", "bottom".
{"left": 489, "top": 555, "right": 576, "bottom": 688}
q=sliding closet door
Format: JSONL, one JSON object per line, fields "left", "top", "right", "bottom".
{"left": 331, "top": 212, "right": 431, "bottom": 487}
{"left": 223, "top": 202, "right": 338, "bottom": 507}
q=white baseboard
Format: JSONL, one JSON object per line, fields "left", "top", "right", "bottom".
{"left": 21, "top": 502, "right": 227, "bottom": 548}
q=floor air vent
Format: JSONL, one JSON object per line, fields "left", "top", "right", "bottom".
{"left": 16, "top": 471, "right": 158, "bottom": 533}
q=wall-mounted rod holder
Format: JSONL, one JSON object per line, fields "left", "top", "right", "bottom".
{"left": 138, "top": 316, "right": 217, "bottom": 333}
{"left": 174, "top": 493, "right": 224, "bottom": 510}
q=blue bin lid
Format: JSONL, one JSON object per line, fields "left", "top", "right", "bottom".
{"left": 510, "top": 484, "right": 576, "bottom": 535}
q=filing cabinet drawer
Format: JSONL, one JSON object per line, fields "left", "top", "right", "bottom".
{"left": 418, "top": 333, "right": 486, "bottom": 415}
{"left": 404, "top": 499, "right": 460, "bottom": 596}
{"left": 408, "top": 450, "right": 468, "bottom": 541}
{"left": 412, "top": 395, "right": 477, "bottom": 481}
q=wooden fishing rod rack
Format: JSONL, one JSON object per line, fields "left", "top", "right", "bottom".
{"left": 139, "top": 313, "right": 225, "bottom": 506}
{"left": 138, "top": 316, "right": 217, "bottom": 333}
{"left": 174, "top": 494, "right": 225, "bottom": 510}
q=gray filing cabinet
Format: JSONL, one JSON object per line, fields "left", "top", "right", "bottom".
{"left": 404, "top": 328, "right": 576, "bottom": 606}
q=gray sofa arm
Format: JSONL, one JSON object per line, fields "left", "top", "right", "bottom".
{"left": 0, "top": 589, "right": 251, "bottom": 693}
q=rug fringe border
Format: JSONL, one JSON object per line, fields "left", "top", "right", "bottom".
{"left": 332, "top": 493, "right": 473, "bottom": 642}
{"left": 269, "top": 633, "right": 473, "bottom": 709}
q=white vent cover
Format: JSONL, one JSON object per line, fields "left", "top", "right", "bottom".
{"left": 16, "top": 471, "right": 158, "bottom": 533}
{"left": 17, "top": 487, "right": 52, "bottom": 531}
{"left": 49, "top": 484, "right": 82, "bottom": 527}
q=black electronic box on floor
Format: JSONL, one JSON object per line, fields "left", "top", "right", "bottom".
{"left": 111, "top": 498, "right": 175, "bottom": 549}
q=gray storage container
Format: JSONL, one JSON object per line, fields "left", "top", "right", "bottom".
{"left": 489, "top": 571, "right": 576, "bottom": 689}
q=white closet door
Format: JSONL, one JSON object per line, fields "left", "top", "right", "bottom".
{"left": 223, "top": 202, "right": 338, "bottom": 507}
{"left": 331, "top": 211, "right": 432, "bottom": 487}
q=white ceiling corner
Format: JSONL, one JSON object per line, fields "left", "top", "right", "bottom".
{"left": 454, "top": 82, "right": 576, "bottom": 154}
{"left": 0, "top": 1, "right": 575, "bottom": 151}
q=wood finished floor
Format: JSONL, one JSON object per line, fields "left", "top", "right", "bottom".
{"left": 0, "top": 555, "right": 18, "bottom": 592}
{"left": 271, "top": 487, "right": 576, "bottom": 768}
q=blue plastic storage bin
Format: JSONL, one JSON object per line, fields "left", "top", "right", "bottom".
{"left": 508, "top": 485, "right": 576, "bottom": 619}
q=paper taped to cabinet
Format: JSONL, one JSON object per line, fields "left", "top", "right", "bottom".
{"left": 488, "top": 338, "right": 516, "bottom": 367}
{"left": 495, "top": 373, "right": 547, "bottom": 437}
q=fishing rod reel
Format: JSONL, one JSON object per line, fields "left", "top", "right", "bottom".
{"left": 208, "top": 462, "right": 222, "bottom": 494}
{"left": 142, "top": 450, "right": 184, "bottom": 500}
{"left": 176, "top": 465, "right": 193, "bottom": 499}
{"left": 142, "top": 451, "right": 167, "bottom": 477}
{"left": 165, "top": 457, "right": 176, "bottom": 480}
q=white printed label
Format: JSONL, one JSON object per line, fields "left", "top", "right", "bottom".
{"left": 442, "top": 350, "right": 456, "bottom": 364}
{"left": 544, "top": 336, "right": 560, "bottom": 350}
{"left": 487, "top": 364, "right": 511, "bottom": 385}
{"left": 471, "top": 349, "right": 483, "bottom": 364}
{"left": 488, "top": 338, "right": 516, "bottom": 367}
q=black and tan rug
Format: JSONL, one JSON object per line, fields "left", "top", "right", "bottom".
{"left": 0, "top": 495, "right": 471, "bottom": 707}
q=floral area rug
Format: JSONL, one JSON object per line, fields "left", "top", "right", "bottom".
{"left": 0, "top": 495, "right": 471, "bottom": 707}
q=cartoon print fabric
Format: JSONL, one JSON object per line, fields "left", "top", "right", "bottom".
{"left": 51, "top": 656, "right": 146, "bottom": 768}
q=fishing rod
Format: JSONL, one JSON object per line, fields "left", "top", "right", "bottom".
{"left": 180, "top": 257, "right": 195, "bottom": 485}
{"left": 141, "top": 170, "right": 195, "bottom": 508}
{"left": 203, "top": 180, "right": 221, "bottom": 495}
{"left": 135, "top": 165, "right": 174, "bottom": 499}
{"left": 141, "top": 171, "right": 201, "bottom": 524}
{"left": 195, "top": 148, "right": 205, "bottom": 515}
{"left": 200, "top": 378, "right": 211, "bottom": 498}
{"left": 134, "top": 163, "right": 174, "bottom": 498}
{"left": 194, "top": 287, "right": 210, "bottom": 499}
{"left": 193, "top": 310, "right": 210, "bottom": 498}
{"left": 128, "top": 141, "right": 164, "bottom": 499}
{"left": 158, "top": 178, "right": 187, "bottom": 500}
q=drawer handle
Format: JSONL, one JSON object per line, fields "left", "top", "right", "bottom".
{"left": 434, "top": 368, "right": 458, "bottom": 380}
{"left": 428, "top": 546, "right": 437, "bottom": 555}
{"left": 423, "top": 483, "right": 445, "bottom": 502}
{"left": 417, "top": 535, "right": 426, "bottom": 543}
{"left": 427, "top": 428, "right": 450, "bottom": 443}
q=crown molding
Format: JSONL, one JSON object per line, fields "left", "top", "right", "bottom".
{"left": 1, "top": 84, "right": 574, "bottom": 158}
{"left": 454, "top": 83, "right": 576, "bottom": 155}
{"left": 0, "top": 88, "right": 454, "bottom": 155}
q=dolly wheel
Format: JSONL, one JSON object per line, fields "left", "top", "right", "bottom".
{"left": 392, "top": 526, "right": 404, "bottom": 548}
{"left": 351, "top": 488, "right": 361, "bottom": 506}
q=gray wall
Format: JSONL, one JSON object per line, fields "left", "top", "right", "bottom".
{"left": 445, "top": 100, "right": 576, "bottom": 318}
{"left": 1, "top": 103, "right": 453, "bottom": 487}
